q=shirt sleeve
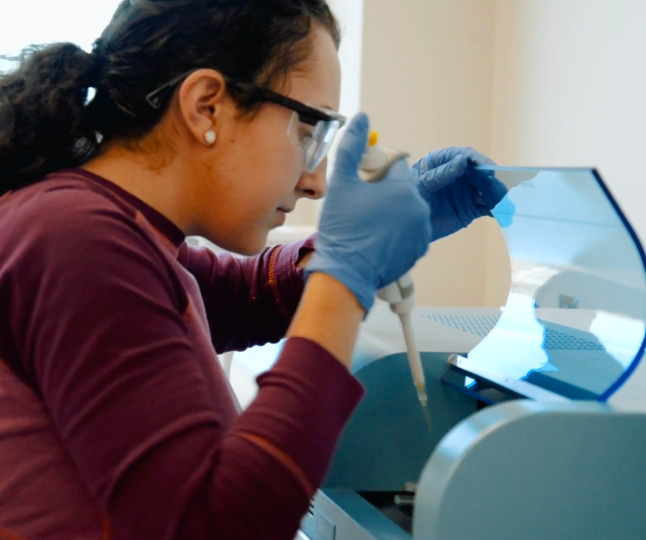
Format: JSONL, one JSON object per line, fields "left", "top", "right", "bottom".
{"left": 180, "top": 236, "right": 316, "bottom": 353}
{"left": 11, "top": 192, "right": 361, "bottom": 540}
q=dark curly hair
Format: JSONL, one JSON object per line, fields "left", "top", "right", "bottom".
{"left": 0, "top": 0, "right": 340, "bottom": 195}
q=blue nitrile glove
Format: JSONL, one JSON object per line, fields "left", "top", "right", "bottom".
{"left": 411, "top": 147, "right": 508, "bottom": 241}
{"left": 306, "top": 114, "right": 431, "bottom": 313}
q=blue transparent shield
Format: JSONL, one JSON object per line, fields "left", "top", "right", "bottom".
{"left": 464, "top": 167, "right": 646, "bottom": 401}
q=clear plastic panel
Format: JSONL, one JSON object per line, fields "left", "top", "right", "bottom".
{"left": 465, "top": 167, "right": 646, "bottom": 400}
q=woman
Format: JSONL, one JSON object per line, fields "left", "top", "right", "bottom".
{"left": 0, "top": 1, "right": 503, "bottom": 538}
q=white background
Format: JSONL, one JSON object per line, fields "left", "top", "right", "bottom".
{"left": 0, "top": 1, "right": 121, "bottom": 58}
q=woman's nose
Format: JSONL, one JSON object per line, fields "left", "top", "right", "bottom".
{"left": 296, "top": 158, "right": 328, "bottom": 200}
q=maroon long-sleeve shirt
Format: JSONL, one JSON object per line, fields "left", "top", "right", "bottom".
{"left": 0, "top": 169, "right": 363, "bottom": 540}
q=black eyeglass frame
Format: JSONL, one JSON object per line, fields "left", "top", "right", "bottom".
{"left": 145, "top": 70, "right": 347, "bottom": 128}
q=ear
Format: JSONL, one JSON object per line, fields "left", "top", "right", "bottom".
{"left": 177, "top": 69, "right": 228, "bottom": 146}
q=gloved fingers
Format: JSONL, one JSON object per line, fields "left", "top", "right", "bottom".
{"left": 467, "top": 168, "right": 508, "bottom": 210}
{"left": 412, "top": 147, "right": 463, "bottom": 172}
{"left": 415, "top": 155, "right": 469, "bottom": 199}
{"left": 464, "top": 148, "right": 496, "bottom": 167}
{"left": 332, "top": 113, "right": 370, "bottom": 181}
{"left": 413, "top": 146, "right": 496, "bottom": 172}
{"left": 473, "top": 191, "right": 486, "bottom": 208}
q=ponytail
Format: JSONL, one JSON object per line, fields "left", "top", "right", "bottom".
{"left": 0, "top": 43, "right": 99, "bottom": 195}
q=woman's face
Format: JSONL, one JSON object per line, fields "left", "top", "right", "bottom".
{"left": 185, "top": 25, "right": 342, "bottom": 255}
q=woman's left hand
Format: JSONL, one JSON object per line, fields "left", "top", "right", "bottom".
{"left": 411, "top": 147, "right": 508, "bottom": 242}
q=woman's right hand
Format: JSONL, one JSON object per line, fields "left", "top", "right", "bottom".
{"left": 306, "top": 113, "right": 432, "bottom": 313}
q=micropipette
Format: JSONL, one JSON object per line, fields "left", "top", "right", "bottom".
{"left": 359, "top": 132, "right": 432, "bottom": 430}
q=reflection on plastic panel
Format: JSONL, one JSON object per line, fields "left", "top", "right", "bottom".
{"left": 467, "top": 168, "right": 646, "bottom": 400}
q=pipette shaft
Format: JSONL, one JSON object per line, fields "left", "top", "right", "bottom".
{"left": 378, "top": 277, "right": 432, "bottom": 430}
{"left": 399, "top": 311, "right": 431, "bottom": 430}
{"left": 360, "top": 132, "right": 431, "bottom": 430}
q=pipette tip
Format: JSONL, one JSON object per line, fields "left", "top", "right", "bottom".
{"left": 416, "top": 384, "right": 432, "bottom": 432}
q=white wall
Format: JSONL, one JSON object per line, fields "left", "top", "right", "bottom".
{"left": 361, "top": 0, "right": 502, "bottom": 307}
{"left": 327, "top": 0, "right": 364, "bottom": 122}
{"left": 0, "top": 1, "right": 121, "bottom": 54}
{"left": 0, "top": 0, "right": 122, "bottom": 74}
{"left": 487, "top": 0, "right": 646, "bottom": 303}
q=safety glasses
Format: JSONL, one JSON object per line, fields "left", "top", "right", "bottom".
{"left": 146, "top": 71, "right": 347, "bottom": 173}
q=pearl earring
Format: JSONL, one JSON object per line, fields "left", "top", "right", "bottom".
{"left": 204, "top": 130, "right": 217, "bottom": 145}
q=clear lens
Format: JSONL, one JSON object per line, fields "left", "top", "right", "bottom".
{"left": 287, "top": 112, "right": 342, "bottom": 172}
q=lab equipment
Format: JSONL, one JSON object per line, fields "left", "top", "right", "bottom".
{"left": 232, "top": 166, "right": 646, "bottom": 539}
{"left": 376, "top": 273, "right": 432, "bottom": 430}
{"left": 359, "top": 131, "right": 388, "bottom": 172}
{"left": 306, "top": 114, "right": 431, "bottom": 313}
{"left": 358, "top": 131, "right": 431, "bottom": 430}
{"left": 411, "top": 147, "right": 506, "bottom": 241}
{"left": 358, "top": 131, "right": 409, "bottom": 183}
